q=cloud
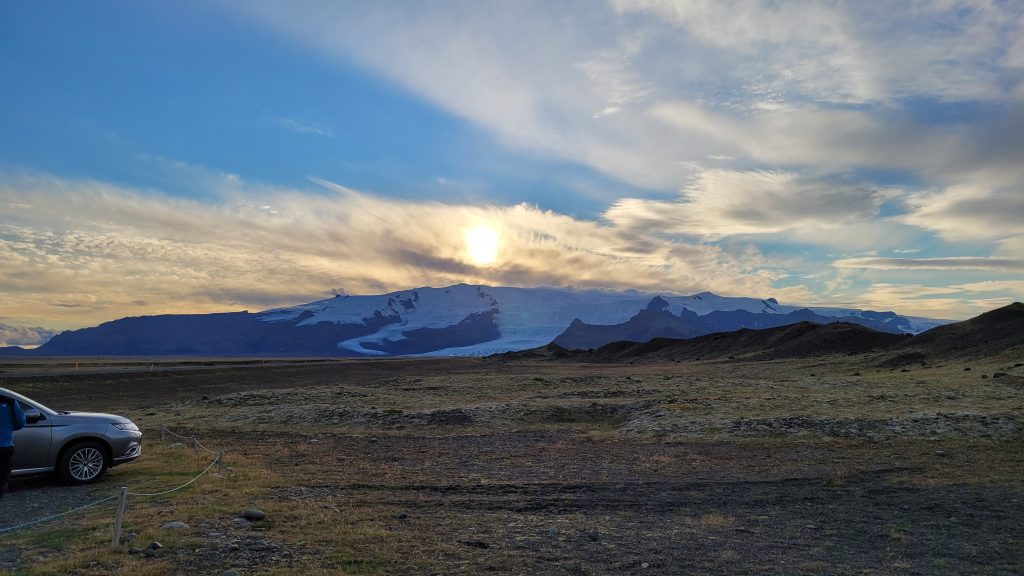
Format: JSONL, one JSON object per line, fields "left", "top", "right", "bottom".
{"left": 901, "top": 184, "right": 1024, "bottom": 242}
{"left": 226, "top": 1, "right": 1024, "bottom": 195}
{"left": 650, "top": 101, "right": 978, "bottom": 177}
{"left": 615, "top": 0, "right": 1024, "bottom": 104}
{"left": 268, "top": 116, "right": 334, "bottom": 138}
{"left": 836, "top": 282, "right": 1021, "bottom": 319}
{"left": 612, "top": 0, "right": 879, "bottom": 104}
{"left": 222, "top": 1, "right": 685, "bottom": 190}
{"left": 833, "top": 256, "right": 1024, "bottom": 273}
{"left": 4, "top": 2, "right": 1022, "bottom": 327}
{"left": 0, "top": 323, "right": 57, "bottom": 347}
{"left": 0, "top": 169, "right": 809, "bottom": 328}
{"left": 997, "top": 235, "right": 1024, "bottom": 258}
{"left": 605, "top": 168, "right": 891, "bottom": 239}
{"left": 950, "top": 280, "right": 1024, "bottom": 297}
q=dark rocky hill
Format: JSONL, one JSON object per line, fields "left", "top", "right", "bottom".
{"left": 580, "top": 321, "right": 910, "bottom": 363}
{"left": 886, "top": 302, "right": 1024, "bottom": 362}
{"left": 493, "top": 342, "right": 574, "bottom": 361}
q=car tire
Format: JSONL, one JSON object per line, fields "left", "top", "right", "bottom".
{"left": 58, "top": 441, "right": 109, "bottom": 485}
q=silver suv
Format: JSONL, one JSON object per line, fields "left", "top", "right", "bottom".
{"left": 2, "top": 388, "right": 142, "bottom": 484}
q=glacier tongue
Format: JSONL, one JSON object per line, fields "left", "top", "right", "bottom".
{"left": 336, "top": 285, "right": 498, "bottom": 354}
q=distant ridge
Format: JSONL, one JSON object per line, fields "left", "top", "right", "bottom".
{"left": 552, "top": 296, "right": 912, "bottom": 350}
{"left": 17, "top": 284, "right": 943, "bottom": 357}
{"left": 497, "top": 302, "right": 1024, "bottom": 364}
{"left": 552, "top": 298, "right": 706, "bottom": 350}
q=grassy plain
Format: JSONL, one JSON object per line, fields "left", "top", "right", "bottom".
{"left": 0, "top": 354, "right": 1022, "bottom": 575}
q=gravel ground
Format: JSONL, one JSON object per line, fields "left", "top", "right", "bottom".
{"left": 1, "top": 474, "right": 125, "bottom": 571}
{"left": 1, "top": 474, "right": 121, "bottom": 529}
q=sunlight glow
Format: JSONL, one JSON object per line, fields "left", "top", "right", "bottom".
{"left": 464, "top": 223, "right": 500, "bottom": 266}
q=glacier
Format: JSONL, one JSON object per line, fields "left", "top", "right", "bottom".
{"left": 257, "top": 284, "right": 946, "bottom": 357}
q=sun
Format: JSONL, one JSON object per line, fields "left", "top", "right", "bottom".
{"left": 464, "top": 223, "right": 500, "bottom": 266}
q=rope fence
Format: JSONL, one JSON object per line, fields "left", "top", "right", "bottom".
{"left": 0, "top": 495, "right": 117, "bottom": 535}
{"left": 161, "top": 426, "right": 219, "bottom": 456}
{"left": 126, "top": 452, "right": 221, "bottom": 498}
{"left": 0, "top": 426, "right": 225, "bottom": 549}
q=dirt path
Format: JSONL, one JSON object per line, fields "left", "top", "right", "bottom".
{"left": 0, "top": 472, "right": 130, "bottom": 530}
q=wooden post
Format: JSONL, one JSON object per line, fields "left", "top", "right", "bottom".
{"left": 160, "top": 427, "right": 166, "bottom": 443}
{"left": 217, "top": 451, "right": 224, "bottom": 473}
{"left": 192, "top": 437, "right": 199, "bottom": 453}
{"left": 111, "top": 486, "right": 128, "bottom": 550}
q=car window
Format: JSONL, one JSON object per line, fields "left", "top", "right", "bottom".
{"left": 0, "top": 390, "right": 57, "bottom": 415}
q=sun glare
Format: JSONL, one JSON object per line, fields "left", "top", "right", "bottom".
{"left": 464, "top": 223, "right": 500, "bottom": 266}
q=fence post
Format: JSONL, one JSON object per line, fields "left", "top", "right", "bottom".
{"left": 216, "top": 451, "right": 224, "bottom": 473}
{"left": 111, "top": 486, "right": 128, "bottom": 550}
{"left": 160, "top": 427, "right": 166, "bottom": 443}
{"left": 192, "top": 437, "right": 199, "bottom": 453}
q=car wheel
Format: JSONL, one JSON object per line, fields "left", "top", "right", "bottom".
{"left": 59, "top": 441, "right": 109, "bottom": 485}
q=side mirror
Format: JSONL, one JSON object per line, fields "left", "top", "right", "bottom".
{"left": 24, "top": 408, "right": 44, "bottom": 424}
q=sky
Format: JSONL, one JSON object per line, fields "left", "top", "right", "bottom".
{"left": 1, "top": 0, "right": 1023, "bottom": 344}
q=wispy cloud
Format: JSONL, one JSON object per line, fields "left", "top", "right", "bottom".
{"left": 604, "top": 168, "right": 896, "bottom": 242}
{"left": 834, "top": 256, "right": 1024, "bottom": 272}
{"left": 839, "top": 282, "right": 1022, "bottom": 319}
{"left": 901, "top": 184, "right": 1024, "bottom": 242}
{"left": 268, "top": 116, "right": 334, "bottom": 138}
{"left": 229, "top": 0, "right": 1024, "bottom": 191}
{"left": 0, "top": 169, "right": 811, "bottom": 328}
{"left": 3, "top": 1, "right": 1022, "bottom": 327}
{"left": 1, "top": 162, "right": 1017, "bottom": 326}
{"left": 649, "top": 101, "right": 985, "bottom": 178}
{"left": 614, "top": 0, "right": 1024, "bottom": 104}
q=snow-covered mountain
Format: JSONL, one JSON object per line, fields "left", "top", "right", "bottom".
{"left": 257, "top": 284, "right": 944, "bottom": 357}
{"left": 27, "top": 283, "right": 945, "bottom": 357}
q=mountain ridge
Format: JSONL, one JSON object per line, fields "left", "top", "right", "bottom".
{"left": 551, "top": 297, "right": 915, "bottom": 350}
{"left": 12, "top": 284, "right": 946, "bottom": 357}
{"left": 499, "top": 302, "right": 1023, "bottom": 364}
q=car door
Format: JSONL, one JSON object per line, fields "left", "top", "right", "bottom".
{"left": 11, "top": 400, "right": 53, "bottom": 471}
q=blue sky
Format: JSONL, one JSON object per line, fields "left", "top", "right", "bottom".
{"left": 1, "top": 1, "right": 1023, "bottom": 340}
{"left": 0, "top": 1, "right": 631, "bottom": 214}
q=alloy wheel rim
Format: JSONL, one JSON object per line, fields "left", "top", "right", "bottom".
{"left": 69, "top": 447, "right": 104, "bottom": 480}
